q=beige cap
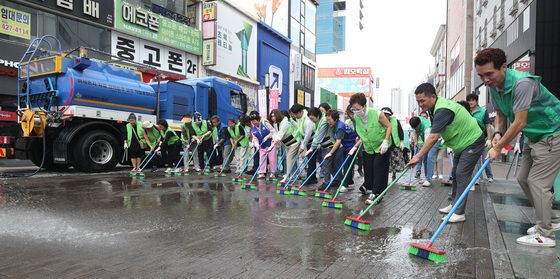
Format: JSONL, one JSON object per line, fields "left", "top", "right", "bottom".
{"left": 142, "top": 121, "right": 153, "bottom": 129}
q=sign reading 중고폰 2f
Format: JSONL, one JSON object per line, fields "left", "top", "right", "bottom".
{"left": 115, "top": 0, "right": 201, "bottom": 55}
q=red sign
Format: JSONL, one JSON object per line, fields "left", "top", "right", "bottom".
{"left": 0, "top": 110, "right": 17, "bottom": 122}
{"left": 269, "top": 89, "right": 279, "bottom": 112}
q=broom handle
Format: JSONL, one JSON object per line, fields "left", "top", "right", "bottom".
{"left": 288, "top": 148, "right": 318, "bottom": 184}
{"left": 429, "top": 159, "right": 490, "bottom": 243}
{"left": 299, "top": 156, "right": 328, "bottom": 188}
{"left": 139, "top": 151, "right": 157, "bottom": 172}
{"left": 283, "top": 151, "right": 300, "bottom": 181}
{"left": 359, "top": 164, "right": 411, "bottom": 218}
{"left": 202, "top": 147, "right": 217, "bottom": 171}
{"left": 138, "top": 151, "right": 153, "bottom": 170}
{"left": 277, "top": 149, "right": 286, "bottom": 172}
{"left": 218, "top": 145, "right": 236, "bottom": 173}
{"left": 174, "top": 141, "right": 194, "bottom": 170}
{"left": 184, "top": 141, "right": 201, "bottom": 169}
{"left": 323, "top": 152, "right": 353, "bottom": 191}
{"left": 237, "top": 147, "right": 257, "bottom": 176}
{"left": 247, "top": 149, "right": 271, "bottom": 184}
{"left": 332, "top": 144, "right": 362, "bottom": 199}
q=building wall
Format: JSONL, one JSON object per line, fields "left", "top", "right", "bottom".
{"left": 446, "top": 0, "right": 473, "bottom": 101}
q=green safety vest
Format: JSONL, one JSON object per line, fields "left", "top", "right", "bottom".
{"left": 433, "top": 97, "right": 482, "bottom": 153}
{"left": 416, "top": 117, "right": 431, "bottom": 144}
{"left": 489, "top": 68, "right": 560, "bottom": 142}
{"left": 192, "top": 120, "right": 211, "bottom": 140}
{"left": 389, "top": 117, "right": 401, "bottom": 147}
{"left": 144, "top": 128, "right": 160, "bottom": 146}
{"left": 471, "top": 106, "right": 487, "bottom": 135}
{"left": 181, "top": 122, "right": 192, "bottom": 144}
{"left": 160, "top": 128, "right": 179, "bottom": 145}
{"left": 354, "top": 108, "right": 386, "bottom": 154}
{"left": 126, "top": 122, "right": 146, "bottom": 146}
{"left": 227, "top": 124, "right": 249, "bottom": 147}
{"left": 296, "top": 110, "right": 309, "bottom": 137}
{"left": 282, "top": 118, "right": 300, "bottom": 143}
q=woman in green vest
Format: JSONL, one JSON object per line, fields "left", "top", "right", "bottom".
{"left": 381, "top": 107, "right": 406, "bottom": 181}
{"left": 270, "top": 109, "right": 300, "bottom": 179}
{"left": 125, "top": 113, "right": 146, "bottom": 173}
{"left": 349, "top": 93, "right": 392, "bottom": 205}
{"left": 228, "top": 116, "right": 250, "bottom": 173}
{"left": 142, "top": 120, "right": 161, "bottom": 171}
{"left": 407, "top": 83, "right": 484, "bottom": 223}
{"left": 156, "top": 119, "right": 180, "bottom": 173}
{"left": 475, "top": 48, "right": 560, "bottom": 247}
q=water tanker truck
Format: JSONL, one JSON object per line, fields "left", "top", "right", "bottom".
{"left": 12, "top": 36, "right": 247, "bottom": 172}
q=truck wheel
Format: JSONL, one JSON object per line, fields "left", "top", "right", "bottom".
{"left": 73, "top": 130, "right": 120, "bottom": 172}
{"left": 29, "top": 138, "right": 70, "bottom": 171}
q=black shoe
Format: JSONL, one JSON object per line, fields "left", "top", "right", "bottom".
{"left": 359, "top": 186, "right": 367, "bottom": 195}
{"left": 246, "top": 170, "right": 256, "bottom": 175}
{"left": 414, "top": 174, "right": 420, "bottom": 179}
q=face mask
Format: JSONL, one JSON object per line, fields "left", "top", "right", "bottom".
{"left": 354, "top": 108, "right": 366, "bottom": 118}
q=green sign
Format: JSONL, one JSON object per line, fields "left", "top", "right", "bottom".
{"left": 115, "top": 0, "right": 202, "bottom": 55}
{"left": 0, "top": 5, "right": 31, "bottom": 40}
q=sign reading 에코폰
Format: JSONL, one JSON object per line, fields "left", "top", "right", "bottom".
{"left": 0, "top": 5, "right": 31, "bottom": 39}
{"left": 115, "top": 0, "right": 201, "bottom": 55}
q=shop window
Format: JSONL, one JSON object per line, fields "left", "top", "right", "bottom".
{"left": 230, "top": 89, "right": 243, "bottom": 111}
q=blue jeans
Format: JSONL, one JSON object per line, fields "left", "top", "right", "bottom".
{"left": 415, "top": 145, "right": 428, "bottom": 177}
{"left": 425, "top": 140, "right": 441, "bottom": 182}
{"left": 473, "top": 148, "right": 494, "bottom": 180}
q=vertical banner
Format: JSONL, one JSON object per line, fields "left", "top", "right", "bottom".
{"left": 257, "top": 87, "right": 268, "bottom": 116}
{"left": 269, "top": 89, "right": 279, "bottom": 112}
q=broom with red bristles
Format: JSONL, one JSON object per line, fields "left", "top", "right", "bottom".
{"left": 322, "top": 144, "right": 362, "bottom": 209}
{"left": 344, "top": 166, "right": 410, "bottom": 230}
{"left": 409, "top": 159, "right": 490, "bottom": 263}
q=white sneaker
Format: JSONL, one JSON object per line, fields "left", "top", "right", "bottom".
{"left": 516, "top": 234, "right": 556, "bottom": 248}
{"left": 339, "top": 186, "right": 348, "bottom": 193}
{"left": 475, "top": 179, "right": 480, "bottom": 185}
{"left": 422, "top": 181, "right": 431, "bottom": 187}
{"left": 442, "top": 213, "right": 466, "bottom": 223}
{"left": 365, "top": 194, "right": 376, "bottom": 205}
{"left": 438, "top": 175, "right": 444, "bottom": 179}
{"left": 439, "top": 204, "right": 453, "bottom": 214}
{"left": 527, "top": 223, "right": 560, "bottom": 235}
{"left": 257, "top": 174, "right": 266, "bottom": 179}
{"left": 487, "top": 178, "right": 494, "bottom": 183}
{"left": 165, "top": 168, "right": 172, "bottom": 173}
{"left": 432, "top": 175, "right": 437, "bottom": 179}
{"left": 470, "top": 185, "right": 476, "bottom": 191}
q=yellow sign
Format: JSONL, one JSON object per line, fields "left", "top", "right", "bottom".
{"left": 297, "top": 90, "right": 305, "bottom": 105}
{"left": 0, "top": 5, "right": 31, "bottom": 40}
{"left": 202, "top": 1, "right": 217, "bottom": 21}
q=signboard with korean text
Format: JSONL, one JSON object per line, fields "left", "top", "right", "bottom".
{"left": 257, "top": 87, "right": 268, "bottom": 116}
{"left": 115, "top": 0, "right": 201, "bottom": 55}
{"left": 26, "top": 0, "right": 113, "bottom": 27}
{"left": 318, "top": 67, "right": 373, "bottom": 98}
{"left": 202, "top": 40, "right": 216, "bottom": 66}
{"left": 111, "top": 32, "right": 198, "bottom": 78}
{"left": 208, "top": 2, "right": 257, "bottom": 81}
{"left": 202, "top": 1, "right": 217, "bottom": 21}
{"left": 0, "top": 5, "right": 31, "bottom": 39}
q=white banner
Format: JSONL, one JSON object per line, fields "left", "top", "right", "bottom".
{"left": 111, "top": 31, "right": 198, "bottom": 78}
{"left": 234, "top": 0, "right": 289, "bottom": 37}
{"left": 257, "top": 88, "right": 268, "bottom": 116}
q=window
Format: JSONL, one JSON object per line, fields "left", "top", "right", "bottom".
{"left": 507, "top": 18, "right": 519, "bottom": 46}
{"left": 305, "top": 2, "right": 316, "bottom": 34}
{"left": 522, "top": 6, "right": 530, "bottom": 32}
{"left": 290, "top": 18, "right": 300, "bottom": 46}
{"left": 230, "top": 90, "right": 243, "bottom": 111}
{"left": 300, "top": 31, "right": 305, "bottom": 49}
{"left": 291, "top": 0, "right": 300, "bottom": 19}
{"left": 333, "top": 1, "right": 346, "bottom": 11}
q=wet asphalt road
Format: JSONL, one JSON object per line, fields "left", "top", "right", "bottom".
{"left": 0, "top": 171, "right": 489, "bottom": 278}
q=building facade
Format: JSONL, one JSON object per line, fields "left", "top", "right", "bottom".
{"left": 446, "top": 0, "right": 474, "bottom": 101}
{"left": 430, "top": 24, "right": 447, "bottom": 97}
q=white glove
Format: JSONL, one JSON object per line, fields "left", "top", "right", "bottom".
{"left": 155, "top": 147, "right": 161, "bottom": 152}
{"left": 255, "top": 142, "right": 260, "bottom": 150}
{"left": 485, "top": 139, "right": 492, "bottom": 148}
{"left": 213, "top": 143, "right": 219, "bottom": 149}
{"left": 349, "top": 146, "right": 358, "bottom": 156}
{"left": 447, "top": 147, "right": 452, "bottom": 155}
{"left": 305, "top": 149, "right": 314, "bottom": 157}
{"left": 514, "top": 142, "right": 520, "bottom": 154}
{"left": 266, "top": 146, "right": 273, "bottom": 153}
{"left": 324, "top": 152, "right": 333, "bottom": 160}
{"left": 249, "top": 142, "right": 254, "bottom": 148}
{"left": 379, "top": 139, "right": 389, "bottom": 154}
{"left": 399, "top": 142, "right": 404, "bottom": 150}
{"left": 124, "top": 142, "right": 128, "bottom": 149}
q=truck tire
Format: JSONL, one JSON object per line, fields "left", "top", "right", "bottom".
{"left": 73, "top": 130, "right": 120, "bottom": 172}
{"left": 29, "top": 138, "right": 70, "bottom": 171}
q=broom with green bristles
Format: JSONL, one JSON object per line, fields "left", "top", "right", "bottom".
{"left": 399, "top": 169, "right": 416, "bottom": 191}
{"left": 232, "top": 147, "right": 257, "bottom": 182}
{"left": 199, "top": 147, "right": 217, "bottom": 176}
{"left": 285, "top": 154, "right": 328, "bottom": 196}
{"left": 314, "top": 151, "right": 355, "bottom": 199}
{"left": 278, "top": 148, "right": 318, "bottom": 189}
{"left": 409, "top": 159, "right": 490, "bottom": 263}
{"left": 215, "top": 145, "right": 236, "bottom": 177}
{"left": 242, "top": 148, "right": 271, "bottom": 190}
{"left": 344, "top": 165, "right": 411, "bottom": 231}
{"left": 323, "top": 144, "right": 362, "bottom": 209}
{"left": 175, "top": 141, "right": 200, "bottom": 176}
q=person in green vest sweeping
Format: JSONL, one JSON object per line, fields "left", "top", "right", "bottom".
{"left": 349, "top": 93, "right": 393, "bottom": 205}
{"left": 180, "top": 113, "right": 196, "bottom": 172}
{"left": 124, "top": 113, "right": 146, "bottom": 173}
{"left": 210, "top": 115, "right": 230, "bottom": 172}
{"left": 406, "top": 83, "right": 484, "bottom": 223}
{"left": 289, "top": 104, "right": 316, "bottom": 183}
{"left": 156, "top": 119, "right": 181, "bottom": 173}
{"left": 270, "top": 109, "right": 301, "bottom": 179}
{"left": 475, "top": 48, "right": 560, "bottom": 247}
{"left": 228, "top": 116, "right": 249, "bottom": 173}
{"left": 466, "top": 93, "right": 495, "bottom": 186}
{"left": 191, "top": 112, "right": 214, "bottom": 172}
{"left": 142, "top": 120, "right": 161, "bottom": 172}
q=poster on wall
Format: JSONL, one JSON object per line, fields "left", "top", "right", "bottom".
{"left": 235, "top": 0, "right": 289, "bottom": 37}
{"left": 0, "top": 5, "right": 31, "bottom": 39}
{"left": 208, "top": 2, "right": 257, "bottom": 82}
{"left": 111, "top": 32, "right": 198, "bottom": 78}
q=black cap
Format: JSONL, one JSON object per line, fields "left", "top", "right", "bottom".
{"left": 249, "top": 111, "right": 260, "bottom": 120}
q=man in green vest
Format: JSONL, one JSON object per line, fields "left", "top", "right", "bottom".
{"left": 228, "top": 116, "right": 249, "bottom": 173}
{"left": 475, "top": 48, "right": 560, "bottom": 247}
{"left": 349, "top": 93, "right": 392, "bottom": 205}
{"left": 466, "top": 93, "right": 494, "bottom": 186}
{"left": 407, "top": 83, "right": 485, "bottom": 223}
{"left": 191, "top": 112, "right": 213, "bottom": 171}
{"left": 180, "top": 113, "right": 195, "bottom": 172}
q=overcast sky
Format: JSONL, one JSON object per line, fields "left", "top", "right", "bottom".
{"left": 352, "top": 0, "right": 447, "bottom": 112}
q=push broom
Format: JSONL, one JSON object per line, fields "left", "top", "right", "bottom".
{"left": 282, "top": 151, "right": 325, "bottom": 196}
{"left": 409, "top": 159, "right": 490, "bottom": 263}
{"left": 215, "top": 145, "right": 236, "bottom": 177}
{"left": 281, "top": 148, "right": 319, "bottom": 190}
{"left": 169, "top": 147, "right": 189, "bottom": 176}
{"left": 276, "top": 153, "right": 301, "bottom": 195}
{"left": 276, "top": 152, "right": 299, "bottom": 187}
{"left": 315, "top": 151, "right": 355, "bottom": 199}
{"left": 323, "top": 144, "right": 362, "bottom": 209}
{"left": 267, "top": 149, "right": 285, "bottom": 182}
{"left": 134, "top": 149, "right": 160, "bottom": 177}
{"left": 344, "top": 165, "right": 411, "bottom": 231}
{"left": 175, "top": 141, "right": 200, "bottom": 176}
{"left": 131, "top": 150, "right": 153, "bottom": 176}
{"left": 232, "top": 147, "right": 257, "bottom": 182}
{"left": 400, "top": 169, "right": 416, "bottom": 191}
{"left": 199, "top": 147, "right": 217, "bottom": 176}
{"left": 242, "top": 148, "right": 271, "bottom": 190}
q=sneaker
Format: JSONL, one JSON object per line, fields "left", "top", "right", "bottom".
{"left": 527, "top": 223, "right": 560, "bottom": 235}
{"left": 257, "top": 174, "right": 266, "bottom": 179}
{"left": 487, "top": 178, "right": 494, "bottom": 183}
{"left": 359, "top": 185, "right": 367, "bottom": 195}
{"left": 432, "top": 175, "right": 438, "bottom": 179}
{"left": 439, "top": 204, "right": 453, "bottom": 214}
{"left": 475, "top": 179, "right": 480, "bottom": 185}
{"left": 414, "top": 174, "right": 420, "bottom": 179}
{"left": 516, "top": 234, "right": 556, "bottom": 248}
{"left": 422, "top": 181, "right": 431, "bottom": 187}
{"left": 470, "top": 185, "right": 476, "bottom": 191}
{"left": 442, "top": 213, "right": 465, "bottom": 223}
{"left": 365, "top": 194, "right": 376, "bottom": 205}
{"left": 268, "top": 174, "right": 276, "bottom": 180}
{"left": 339, "top": 186, "right": 348, "bottom": 193}
{"left": 438, "top": 175, "right": 444, "bottom": 179}
{"left": 165, "top": 168, "right": 172, "bottom": 173}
